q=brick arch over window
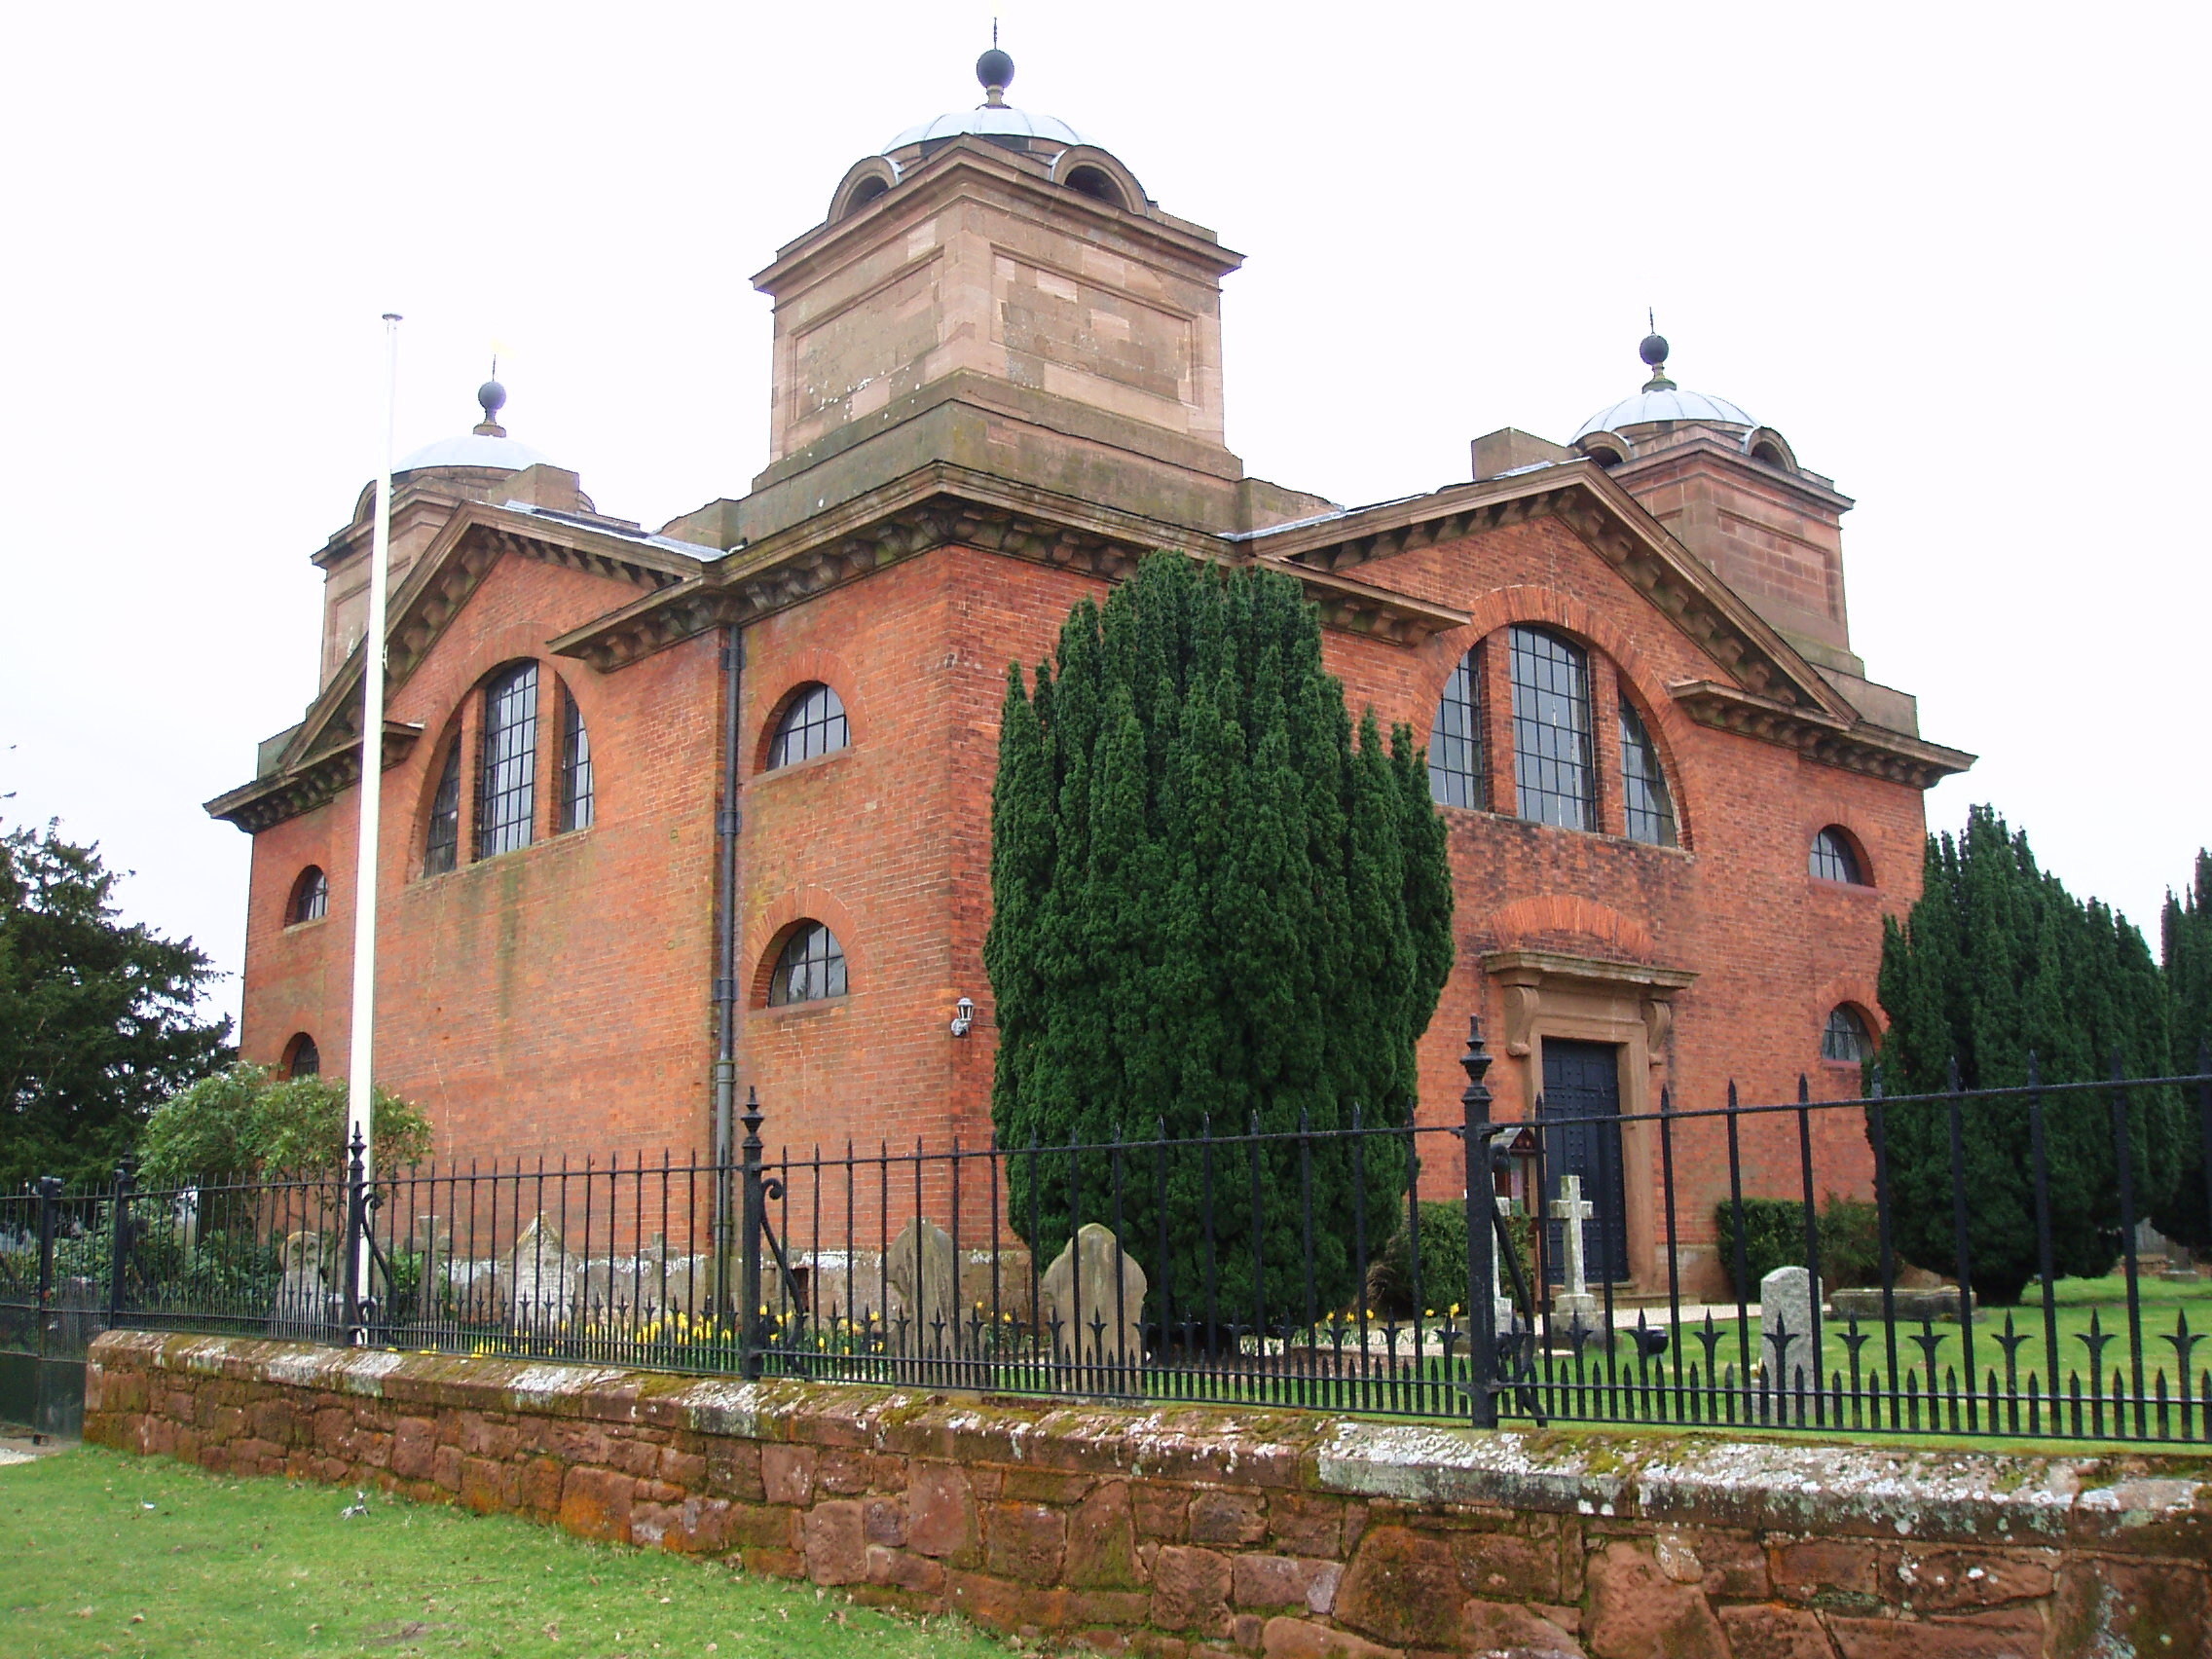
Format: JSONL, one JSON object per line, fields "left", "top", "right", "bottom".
{"left": 753, "top": 649, "right": 864, "bottom": 776}
{"left": 1480, "top": 895, "right": 1656, "bottom": 960}
{"left": 749, "top": 888, "right": 866, "bottom": 1008}
{"left": 1412, "top": 584, "right": 1698, "bottom": 840}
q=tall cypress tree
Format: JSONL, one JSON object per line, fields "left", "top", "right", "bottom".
{"left": 987, "top": 553, "right": 1455, "bottom": 1324}
{"left": 1873, "top": 807, "right": 2182, "bottom": 1302}
{"left": 2153, "top": 853, "right": 2212, "bottom": 1246}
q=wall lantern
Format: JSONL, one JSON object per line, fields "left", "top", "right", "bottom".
{"left": 949, "top": 996, "right": 975, "bottom": 1038}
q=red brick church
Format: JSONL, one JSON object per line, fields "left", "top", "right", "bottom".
{"left": 207, "top": 50, "right": 1970, "bottom": 1293}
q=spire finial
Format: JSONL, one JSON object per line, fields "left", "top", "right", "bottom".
{"left": 474, "top": 358, "right": 508, "bottom": 438}
{"left": 977, "top": 30, "right": 1014, "bottom": 108}
{"left": 1639, "top": 314, "right": 1675, "bottom": 392}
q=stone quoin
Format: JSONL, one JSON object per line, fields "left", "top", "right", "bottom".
{"left": 206, "top": 47, "right": 1972, "bottom": 1297}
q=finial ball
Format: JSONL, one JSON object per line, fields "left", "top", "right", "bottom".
{"left": 1639, "top": 332, "right": 1670, "bottom": 369}
{"left": 477, "top": 377, "right": 508, "bottom": 419}
{"left": 977, "top": 47, "right": 1014, "bottom": 92}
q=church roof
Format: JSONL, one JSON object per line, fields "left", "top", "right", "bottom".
{"left": 886, "top": 104, "right": 1088, "bottom": 151}
{"left": 1570, "top": 385, "right": 1756, "bottom": 441}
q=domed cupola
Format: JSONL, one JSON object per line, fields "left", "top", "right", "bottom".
{"left": 883, "top": 48, "right": 1092, "bottom": 154}
{"left": 393, "top": 374, "right": 557, "bottom": 476}
{"left": 1571, "top": 332, "right": 1756, "bottom": 443}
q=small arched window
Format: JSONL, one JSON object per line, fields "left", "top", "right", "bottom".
{"left": 424, "top": 741, "right": 462, "bottom": 876}
{"left": 284, "top": 1033, "right": 321, "bottom": 1079}
{"left": 1810, "top": 827, "right": 1864, "bottom": 885}
{"left": 287, "top": 866, "right": 329, "bottom": 925}
{"left": 1823, "top": 1005, "right": 1874, "bottom": 1065}
{"left": 1064, "top": 165, "right": 1125, "bottom": 208}
{"left": 767, "top": 922, "right": 848, "bottom": 1007}
{"left": 559, "top": 685, "right": 594, "bottom": 832}
{"left": 477, "top": 661, "right": 539, "bottom": 858}
{"left": 769, "top": 683, "right": 849, "bottom": 769}
{"left": 1617, "top": 702, "right": 1677, "bottom": 847}
{"left": 1509, "top": 626, "right": 1595, "bottom": 830}
{"left": 1427, "top": 647, "right": 1485, "bottom": 809}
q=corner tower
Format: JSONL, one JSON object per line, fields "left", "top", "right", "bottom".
{"left": 732, "top": 50, "right": 1321, "bottom": 544}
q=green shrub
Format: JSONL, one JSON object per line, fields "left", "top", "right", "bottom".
{"left": 1364, "top": 1198, "right": 1539, "bottom": 1318}
{"left": 1714, "top": 1194, "right": 1884, "bottom": 1300}
{"left": 137, "top": 1062, "right": 433, "bottom": 1186}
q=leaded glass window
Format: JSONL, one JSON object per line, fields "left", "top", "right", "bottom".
{"left": 424, "top": 742, "right": 462, "bottom": 875}
{"left": 1811, "top": 827, "right": 1862, "bottom": 884}
{"left": 769, "top": 682, "right": 848, "bottom": 768}
{"left": 286, "top": 1034, "right": 320, "bottom": 1079}
{"left": 1823, "top": 1005, "right": 1874, "bottom": 1064}
{"left": 1428, "top": 648, "right": 1485, "bottom": 809}
{"left": 1618, "top": 701, "right": 1677, "bottom": 847}
{"left": 287, "top": 866, "right": 328, "bottom": 924}
{"left": 1510, "top": 626, "right": 1595, "bottom": 830}
{"left": 560, "top": 687, "right": 594, "bottom": 832}
{"left": 477, "top": 662, "right": 538, "bottom": 858}
{"left": 767, "top": 922, "right": 847, "bottom": 1006}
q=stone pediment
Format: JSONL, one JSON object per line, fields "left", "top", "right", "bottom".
{"left": 205, "top": 504, "right": 705, "bottom": 831}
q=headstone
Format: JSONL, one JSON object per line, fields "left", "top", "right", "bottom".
{"left": 1830, "top": 1285, "right": 1974, "bottom": 1323}
{"left": 1040, "top": 1223, "right": 1147, "bottom": 1380}
{"left": 1549, "top": 1175, "right": 1599, "bottom": 1326}
{"left": 1491, "top": 1196, "right": 1516, "bottom": 1336}
{"left": 268, "top": 1229, "right": 330, "bottom": 1336}
{"left": 507, "top": 1213, "right": 579, "bottom": 1332}
{"left": 885, "top": 1218, "right": 959, "bottom": 1355}
{"left": 1758, "top": 1265, "right": 1821, "bottom": 1384}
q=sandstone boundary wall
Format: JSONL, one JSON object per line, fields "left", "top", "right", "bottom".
{"left": 85, "top": 1331, "right": 2212, "bottom": 1657}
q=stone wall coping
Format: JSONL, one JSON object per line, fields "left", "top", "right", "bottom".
{"left": 94, "top": 1331, "right": 2212, "bottom": 1554}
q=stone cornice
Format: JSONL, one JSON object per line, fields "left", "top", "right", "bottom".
{"left": 1669, "top": 680, "right": 1975, "bottom": 790}
{"left": 203, "top": 720, "right": 423, "bottom": 833}
{"left": 1262, "top": 461, "right": 1858, "bottom": 723}
{"left": 549, "top": 463, "right": 1469, "bottom": 673}
{"left": 1479, "top": 948, "right": 1699, "bottom": 993}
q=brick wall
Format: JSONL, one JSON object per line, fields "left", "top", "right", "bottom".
{"left": 87, "top": 1332, "right": 2212, "bottom": 1658}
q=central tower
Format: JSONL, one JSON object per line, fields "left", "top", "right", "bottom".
{"left": 737, "top": 51, "right": 1322, "bottom": 543}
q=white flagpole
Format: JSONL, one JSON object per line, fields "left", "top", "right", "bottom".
{"left": 348, "top": 313, "right": 402, "bottom": 1199}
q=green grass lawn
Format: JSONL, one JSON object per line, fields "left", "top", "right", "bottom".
{"left": 0, "top": 1445, "right": 1018, "bottom": 1659}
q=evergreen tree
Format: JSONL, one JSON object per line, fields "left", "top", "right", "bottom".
{"left": 1872, "top": 807, "right": 2182, "bottom": 1302}
{"left": 986, "top": 553, "right": 1455, "bottom": 1326}
{"left": 2153, "top": 853, "right": 2212, "bottom": 1246}
{"left": 1, "top": 816, "right": 234, "bottom": 1187}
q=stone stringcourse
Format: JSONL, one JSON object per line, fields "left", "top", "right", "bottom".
{"left": 85, "top": 1332, "right": 2212, "bottom": 1658}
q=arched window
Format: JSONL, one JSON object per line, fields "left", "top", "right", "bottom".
{"left": 1510, "top": 626, "right": 1595, "bottom": 830}
{"left": 284, "top": 1034, "right": 321, "bottom": 1079}
{"left": 1617, "top": 702, "right": 1677, "bottom": 847}
{"left": 1064, "top": 165, "right": 1125, "bottom": 208}
{"left": 559, "top": 685, "right": 594, "bottom": 831}
{"left": 767, "top": 921, "right": 848, "bottom": 1006}
{"left": 424, "top": 741, "right": 462, "bottom": 875}
{"left": 477, "top": 662, "right": 538, "bottom": 858}
{"left": 286, "top": 866, "right": 329, "bottom": 925}
{"left": 1427, "top": 647, "right": 1485, "bottom": 809}
{"left": 769, "top": 682, "right": 849, "bottom": 768}
{"left": 1810, "top": 827, "right": 1864, "bottom": 884}
{"left": 1823, "top": 1005, "right": 1874, "bottom": 1065}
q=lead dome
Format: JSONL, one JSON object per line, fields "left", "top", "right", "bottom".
{"left": 883, "top": 48, "right": 1092, "bottom": 153}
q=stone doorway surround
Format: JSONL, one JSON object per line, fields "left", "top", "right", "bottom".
{"left": 1480, "top": 948, "right": 1696, "bottom": 1294}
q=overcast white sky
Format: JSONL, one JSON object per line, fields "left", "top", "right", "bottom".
{"left": 2, "top": 1, "right": 2205, "bottom": 1031}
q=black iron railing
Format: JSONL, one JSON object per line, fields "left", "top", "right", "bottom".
{"left": 13, "top": 1019, "right": 2212, "bottom": 1446}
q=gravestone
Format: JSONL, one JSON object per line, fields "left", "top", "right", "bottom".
{"left": 1040, "top": 1223, "right": 1147, "bottom": 1380}
{"left": 885, "top": 1218, "right": 959, "bottom": 1356}
{"left": 1491, "top": 1196, "right": 1517, "bottom": 1336}
{"left": 268, "top": 1229, "right": 330, "bottom": 1337}
{"left": 507, "top": 1213, "right": 578, "bottom": 1332}
{"left": 1549, "top": 1175, "right": 1599, "bottom": 1327}
{"left": 1759, "top": 1265, "right": 1821, "bottom": 1385}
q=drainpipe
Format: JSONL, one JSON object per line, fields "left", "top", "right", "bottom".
{"left": 712, "top": 623, "right": 745, "bottom": 1315}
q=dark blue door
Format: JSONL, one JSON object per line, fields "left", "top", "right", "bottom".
{"left": 1539, "top": 1040, "right": 1630, "bottom": 1284}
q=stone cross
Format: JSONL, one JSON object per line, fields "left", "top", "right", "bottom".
{"left": 1549, "top": 1175, "right": 1599, "bottom": 1323}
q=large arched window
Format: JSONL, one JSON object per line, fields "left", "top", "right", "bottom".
{"left": 1810, "top": 826, "right": 1864, "bottom": 885}
{"left": 1509, "top": 626, "right": 1595, "bottom": 830}
{"left": 286, "top": 866, "right": 329, "bottom": 925}
{"left": 766, "top": 921, "right": 848, "bottom": 1006}
{"left": 768, "top": 682, "right": 849, "bottom": 768}
{"left": 283, "top": 1033, "right": 321, "bottom": 1079}
{"left": 424, "top": 742, "right": 462, "bottom": 875}
{"left": 1427, "top": 647, "right": 1485, "bottom": 809}
{"left": 1823, "top": 1005, "right": 1874, "bottom": 1064}
{"left": 477, "top": 662, "right": 539, "bottom": 858}
{"left": 1617, "top": 702, "right": 1677, "bottom": 847}
{"left": 559, "top": 684, "right": 594, "bottom": 832}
